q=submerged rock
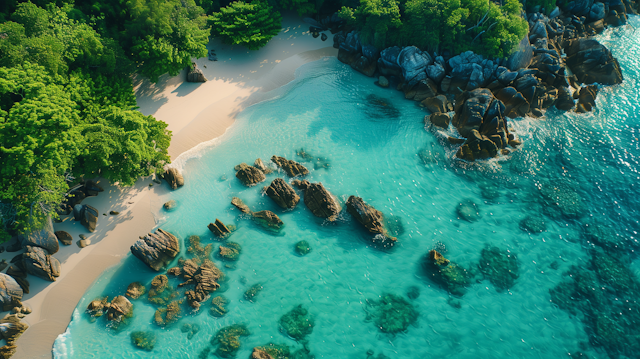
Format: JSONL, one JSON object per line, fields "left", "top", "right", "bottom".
{"left": 279, "top": 305, "right": 314, "bottom": 341}
{"left": 148, "top": 274, "right": 177, "bottom": 306}
{"left": 73, "top": 204, "right": 99, "bottom": 232}
{"left": 423, "top": 250, "right": 473, "bottom": 296}
{"left": 211, "top": 324, "right": 250, "bottom": 358}
{"left": 208, "top": 219, "right": 232, "bottom": 238}
{"left": 181, "top": 322, "right": 200, "bottom": 340}
{"left": 126, "top": 282, "right": 146, "bottom": 299}
{"left": 519, "top": 215, "right": 546, "bottom": 234}
{"left": 265, "top": 178, "right": 300, "bottom": 209}
{"left": 219, "top": 242, "right": 242, "bottom": 261}
{"left": 295, "top": 240, "right": 311, "bottom": 255}
{"left": 538, "top": 178, "right": 585, "bottom": 219}
{"left": 292, "top": 180, "right": 342, "bottom": 221}
{"left": 365, "top": 293, "right": 418, "bottom": 334}
{"left": 187, "top": 235, "right": 212, "bottom": 261}
{"left": 164, "top": 168, "right": 185, "bottom": 190}
{"left": 131, "top": 331, "right": 156, "bottom": 351}
{"left": 210, "top": 295, "right": 228, "bottom": 317}
{"left": 235, "top": 163, "right": 266, "bottom": 186}
{"left": 478, "top": 246, "right": 519, "bottom": 291}
{"left": 154, "top": 299, "right": 182, "bottom": 326}
{"left": 23, "top": 246, "right": 60, "bottom": 282}
{"left": 346, "top": 196, "right": 397, "bottom": 247}
{"left": 243, "top": 283, "right": 263, "bottom": 302}
{"left": 131, "top": 229, "right": 180, "bottom": 271}
{"left": 271, "top": 156, "right": 309, "bottom": 177}
{"left": 456, "top": 199, "right": 480, "bottom": 222}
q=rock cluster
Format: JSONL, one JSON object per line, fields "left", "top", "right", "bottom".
{"left": 208, "top": 219, "right": 232, "bottom": 238}
{"left": 264, "top": 178, "right": 300, "bottom": 209}
{"left": 231, "top": 197, "right": 284, "bottom": 231}
{"left": 164, "top": 168, "right": 184, "bottom": 190}
{"left": 0, "top": 314, "right": 29, "bottom": 358}
{"left": 130, "top": 229, "right": 180, "bottom": 271}
{"left": 271, "top": 156, "right": 309, "bottom": 177}
{"left": 173, "top": 259, "right": 223, "bottom": 310}
{"left": 292, "top": 180, "right": 341, "bottom": 221}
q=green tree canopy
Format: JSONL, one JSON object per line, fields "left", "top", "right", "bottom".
{"left": 210, "top": 0, "right": 282, "bottom": 50}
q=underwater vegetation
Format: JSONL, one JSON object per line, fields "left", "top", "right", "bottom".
{"left": 365, "top": 293, "right": 418, "bottom": 334}
{"left": 147, "top": 274, "right": 179, "bottom": 306}
{"left": 550, "top": 250, "right": 640, "bottom": 358}
{"left": 478, "top": 245, "right": 519, "bottom": 291}
{"left": 244, "top": 283, "right": 263, "bottom": 302}
{"left": 280, "top": 305, "right": 314, "bottom": 341}
{"left": 254, "top": 343, "right": 291, "bottom": 359}
{"left": 154, "top": 299, "right": 182, "bottom": 326}
{"left": 422, "top": 250, "right": 474, "bottom": 296}
{"left": 455, "top": 199, "right": 481, "bottom": 222}
{"left": 187, "top": 235, "right": 213, "bottom": 262}
{"left": 296, "top": 148, "right": 331, "bottom": 170}
{"left": 295, "top": 240, "right": 311, "bottom": 255}
{"left": 519, "top": 215, "right": 546, "bottom": 234}
{"left": 131, "top": 331, "right": 156, "bottom": 351}
{"left": 583, "top": 222, "right": 623, "bottom": 251}
{"left": 210, "top": 295, "right": 229, "bottom": 317}
{"left": 219, "top": 242, "right": 242, "bottom": 261}
{"left": 537, "top": 177, "right": 586, "bottom": 219}
{"left": 211, "top": 324, "right": 250, "bottom": 358}
{"left": 181, "top": 323, "right": 200, "bottom": 340}
{"left": 364, "top": 94, "right": 400, "bottom": 120}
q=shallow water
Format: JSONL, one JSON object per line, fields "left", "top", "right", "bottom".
{"left": 55, "top": 18, "right": 640, "bottom": 359}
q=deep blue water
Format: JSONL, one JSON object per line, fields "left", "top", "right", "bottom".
{"left": 54, "top": 18, "right": 640, "bottom": 359}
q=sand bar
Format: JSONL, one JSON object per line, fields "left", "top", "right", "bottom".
{"left": 9, "top": 13, "right": 337, "bottom": 359}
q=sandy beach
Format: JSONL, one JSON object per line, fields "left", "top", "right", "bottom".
{"left": 9, "top": 13, "right": 337, "bottom": 359}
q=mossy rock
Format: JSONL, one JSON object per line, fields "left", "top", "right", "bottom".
{"left": 243, "top": 283, "right": 263, "bottom": 302}
{"left": 219, "top": 242, "right": 242, "bottom": 261}
{"left": 365, "top": 293, "right": 418, "bottom": 334}
{"left": 131, "top": 331, "right": 156, "bottom": 351}
{"left": 255, "top": 343, "right": 291, "bottom": 359}
{"left": 423, "top": 250, "right": 473, "bottom": 296}
{"left": 154, "top": 299, "right": 182, "bottom": 326}
{"left": 210, "top": 295, "right": 228, "bottom": 317}
{"left": 295, "top": 241, "right": 311, "bottom": 255}
{"left": 187, "top": 235, "right": 213, "bottom": 261}
{"left": 279, "top": 305, "right": 314, "bottom": 341}
{"left": 519, "top": 216, "right": 546, "bottom": 234}
{"left": 211, "top": 324, "right": 250, "bottom": 358}
{"left": 125, "top": 282, "right": 146, "bottom": 299}
{"left": 478, "top": 245, "right": 519, "bottom": 291}
{"left": 148, "top": 275, "right": 178, "bottom": 306}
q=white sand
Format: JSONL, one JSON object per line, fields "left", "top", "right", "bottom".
{"left": 10, "top": 13, "right": 337, "bottom": 359}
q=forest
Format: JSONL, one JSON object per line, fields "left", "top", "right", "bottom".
{"left": 0, "top": 0, "right": 529, "bottom": 241}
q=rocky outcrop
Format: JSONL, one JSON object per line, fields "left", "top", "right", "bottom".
{"left": 54, "top": 231, "right": 72, "bottom": 246}
{"left": 265, "top": 178, "right": 300, "bottom": 209}
{"left": 0, "top": 313, "right": 29, "bottom": 358}
{"left": 22, "top": 217, "right": 59, "bottom": 254}
{"left": 0, "top": 274, "right": 23, "bottom": 312}
{"left": 208, "top": 219, "right": 231, "bottom": 238}
{"left": 231, "top": 197, "right": 284, "bottom": 231}
{"left": 126, "top": 282, "right": 146, "bottom": 299}
{"left": 398, "top": 46, "right": 432, "bottom": 86}
{"left": 130, "top": 229, "right": 180, "bottom": 271}
{"left": 575, "top": 85, "right": 598, "bottom": 113}
{"left": 346, "top": 196, "right": 396, "bottom": 247}
{"left": 164, "top": 168, "right": 184, "bottom": 190}
{"left": 163, "top": 200, "right": 177, "bottom": 211}
{"left": 253, "top": 158, "right": 272, "bottom": 174}
{"left": 427, "top": 113, "right": 450, "bottom": 129}
{"left": 5, "top": 266, "right": 28, "bottom": 296}
{"left": 271, "top": 156, "right": 309, "bottom": 177}
{"left": 422, "top": 95, "right": 453, "bottom": 113}
{"left": 235, "top": 163, "right": 266, "bottom": 186}
{"left": 564, "top": 39, "right": 623, "bottom": 85}
{"left": 73, "top": 204, "right": 98, "bottom": 232}
{"left": 23, "top": 246, "right": 61, "bottom": 282}
{"left": 506, "top": 35, "right": 534, "bottom": 71}
{"left": 187, "top": 63, "right": 207, "bottom": 82}
{"left": 174, "top": 259, "right": 222, "bottom": 310}
{"left": 292, "top": 180, "right": 341, "bottom": 221}
{"left": 106, "top": 295, "right": 133, "bottom": 322}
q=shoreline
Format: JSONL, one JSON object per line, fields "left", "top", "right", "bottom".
{"left": 10, "top": 14, "right": 337, "bottom": 359}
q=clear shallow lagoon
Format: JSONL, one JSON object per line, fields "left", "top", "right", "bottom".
{"left": 55, "top": 18, "right": 640, "bottom": 359}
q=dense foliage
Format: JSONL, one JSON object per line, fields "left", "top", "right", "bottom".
{"left": 339, "top": 0, "right": 529, "bottom": 58}
{"left": 210, "top": 1, "right": 283, "bottom": 50}
{"left": 0, "top": 3, "right": 173, "bottom": 241}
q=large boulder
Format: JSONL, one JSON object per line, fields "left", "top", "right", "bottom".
{"left": 397, "top": 46, "right": 432, "bottom": 85}
{"left": 235, "top": 163, "right": 266, "bottom": 186}
{"left": 22, "top": 217, "right": 59, "bottom": 254}
{"left": 23, "top": 246, "right": 61, "bottom": 282}
{"left": 0, "top": 313, "right": 29, "bottom": 357}
{"left": 208, "top": 219, "right": 231, "bottom": 238}
{"left": 346, "top": 196, "right": 396, "bottom": 247}
{"left": 106, "top": 295, "right": 133, "bottom": 322}
{"left": 564, "top": 39, "right": 623, "bottom": 85}
{"left": 265, "top": 178, "right": 300, "bottom": 209}
{"left": 292, "top": 180, "right": 341, "bottom": 221}
{"left": 452, "top": 88, "right": 509, "bottom": 146}
{"left": 271, "top": 156, "right": 309, "bottom": 177}
{"left": 506, "top": 36, "right": 534, "bottom": 71}
{"left": 131, "top": 229, "right": 180, "bottom": 271}
{"left": 5, "top": 266, "right": 28, "bottom": 295}
{"left": 54, "top": 231, "right": 73, "bottom": 246}
{"left": 377, "top": 46, "right": 403, "bottom": 77}
{"left": 73, "top": 204, "right": 98, "bottom": 232}
{"left": 575, "top": 85, "right": 598, "bottom": 113}
{"left": 0, "top": 274, "right": 23, "bottom": 312}
{"left": 164, "top": 168, "right": 184, "bottom": 190}
{"left": 186, "top": 63, "right": 207, "bottom": 82}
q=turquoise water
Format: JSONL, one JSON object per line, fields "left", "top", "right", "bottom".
{"left": 54, "top": 19, "right": 640, "bottom": 359}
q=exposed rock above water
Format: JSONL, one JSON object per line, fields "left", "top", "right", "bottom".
{"left": 164, "top": 168, "right": 184, "bottom": 190}
{"left": 292, "top": 180, "right": 341, "bottom": 221}
{"left": 265, "top": 178, "right": 300, "bottom": 209}
{"left": 175, "top": 259, "right": 223, "bottom": 310}
{"left": 0, "top": 313, "right": 29, "bottom": 358}
{"left": 231, "top": 197, "right": 284, "bottom": 231}
{"left": 208, "top": 219, "right": 232, "bottom": 238}
{"left": 423, "top": 250, "right": 473, "bottom": 296}
{"left": 106, "top": 295, "right": 133, "bottom": 322}
{"left": 126, "top": 282, "right": 146, "bottom": 299}
{"left": 564, "top": 38, "right": 623, "bottom": 85}
{"left": 346, "top": 196, "right": 396, "bottom": 247}
{"left": 271, "top": 156, "right": 309, "bottom": 177}
{"left": 131, "top": 229, "right": 180, "bottom": 271}
{"left": 235, "top": 162, "right": 266, "bottom": 186}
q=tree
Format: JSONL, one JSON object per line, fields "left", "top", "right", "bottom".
{"left": 279, "top": 0, "right": 317, "bottom": 16}
{"left": 211, "top": 0, "right": 282, "bottom": 50}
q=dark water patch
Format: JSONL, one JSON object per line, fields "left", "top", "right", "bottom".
{"left": 363, "top": 94, "right": 400, "bottom": 120}
{"left": 478, "top": 245, "right": 519, "bottom": 292}
{"left": 280, "top": 304, "right": 314, "bottom": 341}
{"left": 296, "top": 148, "right": 331, "bottom": 170}
{"left": 364, "top": 293, "right": 418, "bottom": 334}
